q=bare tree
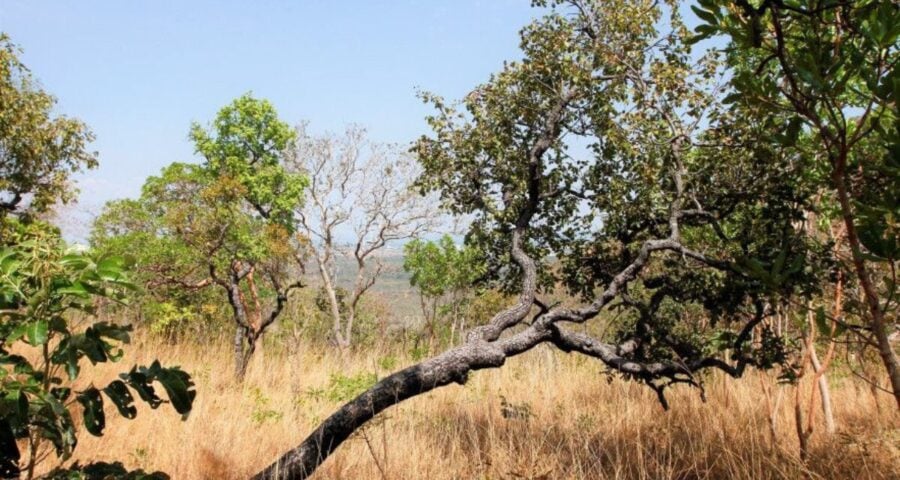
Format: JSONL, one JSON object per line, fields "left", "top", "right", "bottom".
{"left": 287, "top": 124, "right": 439, "bottom": 350}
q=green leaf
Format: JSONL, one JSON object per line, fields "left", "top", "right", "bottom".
{"left": 689, "top": 24, "right": 718, "bottom": 45}
{"left": 76, "top": 388, "right": 105, "bottom": 436}
{"left": 120, "top": 369, "right": 163, "bottom": 409}
{"left": 26, "top": 320, "right": 49, "bottom": 346}
{"left": 55, "top": 282, "right": 89, "bottom": 298}
{"left": 91, "top": 322, "right": 132, "bottom": 344}
{"left": 16, "top": 390, "right": 28, "bottom": 420}
{"left": 690, "top": 6, "right": 718, "bottom": 26}
{"left": 102, "top": 380, "right": 137, "bottom": 419}
{"left": 59, "top": 254, "right": 90, "bottom": 270}
{"left": 6, "top": 323, "right": 27, "bottom": 343}
{"left": 40, "top": 392, "right": 77, "bottom": 457}
{"left": 148, "top": 362, "right": 195, "bottom": 417}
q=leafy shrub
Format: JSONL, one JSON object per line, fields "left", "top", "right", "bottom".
{"left": 248, "top": 387, "right": 283, "bottom": 425}
{"left": 377, "top": 355, "right": 398, "bottom": 372}
{"left": 325, "top": 372, "right": 377, "bottom": 403}
{"left": 0, "top": 225, "right": 195, "bottom": 478}
{"left": 44, "top": 461, "right": 169, "bottom": 480}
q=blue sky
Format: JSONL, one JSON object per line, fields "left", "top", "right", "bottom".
{"left": 0, "top": 1, "right": 539, "bottom": 238}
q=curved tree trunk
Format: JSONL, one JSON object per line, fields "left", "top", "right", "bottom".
{"left": 251, "top": 340, "right": 508, "bottom": 479}
{"left": 809, "top": 346, "right": 835, "bottom": 434}
{"left": 833, "top": 159, "right": 900, "bottom": 409}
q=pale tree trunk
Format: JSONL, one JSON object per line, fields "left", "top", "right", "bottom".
{"left": 811, "top": 267, "right": 844, "bottom": 435}
{"left": 795, "top": 302, "right": 840, "bottom": 459}
{"left": 316, "top": 256, "right": 349, "bottom": 350}
{"left": 760, "top": 375, "right": 784, "bottom": 445}
{"left": 809, "top": 345, "right": 835, "bottom": 434}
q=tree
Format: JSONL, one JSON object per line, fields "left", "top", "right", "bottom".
{"left": 286, "top": 124, "right": 439, "bottom": 350}
{"left": 403, "top": 235, "right": 486, "bottom": 347}
{"left": 691, "top": 0, "right": 900, "bottom": 408}
{"left": 0, "top": 220, "right": 194, "bottom": 479}
{"left": 93, "top": 95, "right": 308, "bottom": 379}
{"left": 0, "top": 34, "right": 97, "bottom": 224}
{"left": 255, "top": 1, "right": 829, "bottom": 477}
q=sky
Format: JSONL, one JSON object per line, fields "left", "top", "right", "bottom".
{"left": 0, "top": 1, "right": 540, "bottom": 240}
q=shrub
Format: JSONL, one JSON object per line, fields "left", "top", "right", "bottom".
{"left": 0, "top": 223, "right": 195, "bottom": 478}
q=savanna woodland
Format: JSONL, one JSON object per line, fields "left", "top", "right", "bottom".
{"left": 1, "top": 1, "right": 898, "bottom": 479}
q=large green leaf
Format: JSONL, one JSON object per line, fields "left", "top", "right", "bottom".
{"left": 102, "top": 380, "right": 137, "bottom": 419}
{"left": 120, "top": 368, "right": 162, "bottom": 409}
{"left": 25, "top": 320, "right": 49, "bottom": 346}
{"left": 76, "top": 388, "right": 105, "bottom": 437}
{"left": 146, "top": 362, "right": 196, "bottom": 417}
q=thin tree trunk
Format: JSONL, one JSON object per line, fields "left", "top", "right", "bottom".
{"left": 809, "top": 346, "right": 836, "bottom": 434}
{"left": 317, "top": 258, "right": 347, "bottom": 350}
{"left": 833, "top": 157, "right": 900, "bottom": 409}
{"left": 234, "top": 325, "right": 248, "bottom": 381}
{"left": 794, "top": 383, "right": 810, "bottom": 461}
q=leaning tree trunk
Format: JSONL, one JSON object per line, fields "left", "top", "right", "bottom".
{"left": 251, "top": 340, "right": 508, "bottom": 479}
{"left": 833, "top": 159, "right": 900, "bottom": 409}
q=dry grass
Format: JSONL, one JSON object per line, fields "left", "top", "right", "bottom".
{"left": 43, "top": 338, "right": 900, "bottom": 480}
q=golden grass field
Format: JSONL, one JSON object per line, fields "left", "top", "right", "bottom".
{"left": 50, "top": 338, "right": 899, "bottom": 480}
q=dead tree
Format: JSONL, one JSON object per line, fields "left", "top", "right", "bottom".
{"left": 287, "top": 124, "right": 439, "bottom": 350}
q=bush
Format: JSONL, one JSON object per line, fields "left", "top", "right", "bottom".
{"left": 0, "top": 223, "right": 195, "bottom": 478}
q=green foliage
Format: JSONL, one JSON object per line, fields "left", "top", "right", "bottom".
{"left": 414, "top": 0, "right": 829, "bottom": 377}
{"left": 44, "top": 461, "right": 169, "bottom": 480}
{"left": 247, "top": 387, "right": 282, "bottom": 425}
{"left": 0, "top": 223, "right": 194, "bottom": 477}
{"left": 403, "top": 235, "right": 489, "bottom": 345}
{"left": 376, "top": 355, "right": 398, "bottom": 372}
{"left": 92, "top": 95, "right": 308, "bottom": 352}
{"left": 314, "top": 286, "right": 348, "bottom": 317}
{"left": 145, "top": 302, "right": 210, "bottom": 341}
{"left": 407, "top": 345, "right": 429, "bottom": 362}
{"left": 403, "top": 235, "right": 484, "bottom": 298}
{"left": 324, "top": 372, "right": 378, "bottom": 403}
{"left": 693, "top": 0, "right": 900, "bottom": 371}
{"left": 190, "top": 93, "right": 307, "bottom": 227}
{"left": 299, "top": 371, "right": 378, "bottom": 405}
{"left": 0, "top": 34, "right": 97, "bottom": 223}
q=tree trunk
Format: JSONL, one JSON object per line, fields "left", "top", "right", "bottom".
{"left": 794, "top": 384, "right": 810, "bottom": 461}
{"left": 809, "top": 346, "right": 836, "bottom": 434}
{"left": 312, "top": 253, "right": 346, "bottom": 347}
{"left": 234, "top": 325, "right": 249, "bottom": 381}
{"left": 833, "top": 158, "right": 900, "bottom": 409}
{"left": 252, "top": 340, "right": 508, "bottom": 479}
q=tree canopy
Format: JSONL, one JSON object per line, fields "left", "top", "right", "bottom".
{"left": 92, "top": 94, "right": 308, "bottom": 378}
{"left": 255, "top": 1, "right": 842, "bottom": 477}
{"left": 691, "top": 0, "right": 900, "bottom": 409}
{"left": 0, "top": 34, "right": 97, "bottom": 223}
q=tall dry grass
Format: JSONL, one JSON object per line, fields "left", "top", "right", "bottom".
{"left": 44, "top": 338, "right": 899, "bottom": 479}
